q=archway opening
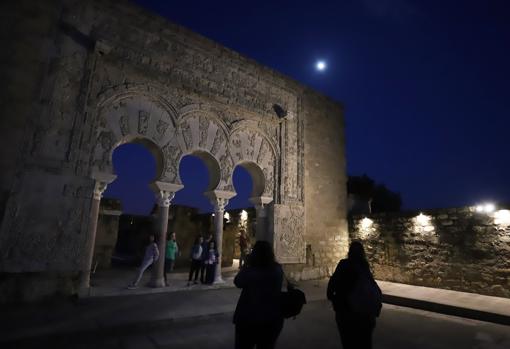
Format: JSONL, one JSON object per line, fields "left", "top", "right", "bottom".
{"left": 224, "top": 162, "right": 265, "bottom": 268}
{"left": 92, "top": 142, "right": 159, "bottom": 287}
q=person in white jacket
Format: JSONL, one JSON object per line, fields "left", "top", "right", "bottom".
{"left": 128, "top": 233, "right": 159, "bottom": 289}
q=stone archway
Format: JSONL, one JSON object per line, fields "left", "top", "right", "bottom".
{"left": 82, "top": 95, "right": 284, "bottom": 289}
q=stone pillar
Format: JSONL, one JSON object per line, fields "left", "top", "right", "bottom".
{"left": 150, "top": 182, "right": 183, "bottom": 288}
{"left": 206, "top": 190, "right": 236, "bottom": 284}
{"left": 80, "top": 173, "right": 116, "bottom": 290}
{"left": 249, "top": 196, "right": 274, "bottom": 243}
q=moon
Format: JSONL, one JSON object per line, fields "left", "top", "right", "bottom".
{"left": 316, "top": 60, "right": 326, "bottom": 71}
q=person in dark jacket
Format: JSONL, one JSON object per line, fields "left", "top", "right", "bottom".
{"left": 200, "top": 233, "right": 213, "bottom": 283}
{"left": 187, "top": 236, "right": 203, "bottom": 286}
{"left": 233, "top": 240, "right": 284, "bottom": 349}
{"left": 203, "top": 240, "right": 219, "bottom": 284}
{"left": 327, "top": 241, "right": 381, "bottom": 349}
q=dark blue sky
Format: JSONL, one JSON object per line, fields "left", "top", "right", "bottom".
{"left": 105, "top": 0, "right": 510, "bottom": 214}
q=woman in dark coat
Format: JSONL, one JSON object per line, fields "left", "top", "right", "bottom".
{"left": 327, "top": 241, "right": 382, "bottom": 349}
{"left": 233, "top": 241, "right": 284, "bottom": 349}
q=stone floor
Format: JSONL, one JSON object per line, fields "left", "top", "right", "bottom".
{"left": 84, "top": 260, "right": 241, "bottom": 297}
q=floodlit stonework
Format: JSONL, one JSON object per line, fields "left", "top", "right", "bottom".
{"left": 0, "top": 0, "right": 347, "bottom": 301}
{"left": 351, "top": 207, "right": 510, "bottom": 298}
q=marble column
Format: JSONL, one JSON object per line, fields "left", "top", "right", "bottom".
{"left": 249, "top": 196, "right": 273, "bottom": 243}
{"left": 212, "top": 197, "right": 228, "bottom": 283}
{"left": 80, "top": 173, "right": 116, "bottom": 290}
{"left": 150, "top": 182, "right": 183, "bottom": 288}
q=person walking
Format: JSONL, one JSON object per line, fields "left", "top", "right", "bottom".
{"left": 127, "top": 233, "right": 159, "bottom": 289}
{"left": 187, "top": 236, "right": 203, "bottom": 286}
{"left": 233, "top": 241, "right": 284, "bottom": 349}
{"left": 204, "top": 240, "right": 219, "bottom": 284}
{"left": 238, "top": 229, "right": 250, "bottom": 269}
{"left": 200, "top": 233, "right": 213, "bottom": 284}
{"left": 327, "top": 240, "right": 382, "bottom": 349}
{"left": 164, "top": 232, "right": 179, "bottom": 286}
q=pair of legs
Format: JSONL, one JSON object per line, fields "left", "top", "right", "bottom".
{"left": 205, "top": 263, "right": 215, "bottom": 284}
{"left": 239, "top": 250, "right": 247, "bottom": 269}
{"left": 163, "top": 258, "right": 175, "bottom": 285}
{"left": 335, "top": 313, "right": 375, "bottom": 349}
{"left": 129, "top": 258, "right": 154, "bottom": 287}
{"left": 235, "top": 321, "right": 283, "bottom": 349}
{"left": 188, "top": 259, "right": 201, "bottom": 284}
{"left": 200, "top": 261, "right": 207, "bottom": 283}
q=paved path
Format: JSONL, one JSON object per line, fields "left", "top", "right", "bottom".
{"left": 6, "top": 301, "right": 510, "bottom": 349}
{"left": 2, "top": 278, "right": 510, "bottom": 346}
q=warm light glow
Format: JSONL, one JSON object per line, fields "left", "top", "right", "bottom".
{"left": 361, "top": 217, "right": 373, "bottom": 230}
{"left": 224, "top": 212, "right": 230, "bottom": 222}
{"left": 416, "top": 213, "right": 430, "bottom": 226}
{"left": 494, "top": 210, "right": 510, "bottom": 226}
{"left": 475, "top": 202, "right": 496, "bottom": 214}
{"left": 240, "top": 210, "right": 248, "bottom": 221}
{"left": 316, "top": 60, "right": 326, "bottom": 71}
{"left": 484, "top": 203, "right": 496, "bottom": 213}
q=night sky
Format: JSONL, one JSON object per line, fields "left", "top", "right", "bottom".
{"left": 104, "top": 0, "right": 510, "bottom": 214}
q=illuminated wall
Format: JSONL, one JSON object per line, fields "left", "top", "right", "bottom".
{"left": 350, "top": 206, "right": 510, "bottom": 298}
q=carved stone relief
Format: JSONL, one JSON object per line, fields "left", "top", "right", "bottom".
{"left": 272, "top": 204, "right": 306, "bottom": 264}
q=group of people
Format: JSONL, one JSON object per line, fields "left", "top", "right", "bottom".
{"left": 126, "top": 231, "right": 220, "bottom": 289}
{"left": 127, "top": 231, "right": 179, "bottom": 289}
{"left": 233, "top": 240, "right": 381, "bottom": 349}
{"left": 187, "top": 234, "right": 219, "bottom": 286}
{"left": 126, "top": 229, "right": 380, "bottom": 349}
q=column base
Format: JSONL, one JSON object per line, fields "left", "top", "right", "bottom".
{"left": 149, "top": 277, "right": 166, "bottom": 288}
{"left": 213, "top": 276, "right": 225, "bottom": 284}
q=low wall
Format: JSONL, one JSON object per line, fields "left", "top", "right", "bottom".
{"left": 350, "top": 206, "right": 510, "bottom": 298}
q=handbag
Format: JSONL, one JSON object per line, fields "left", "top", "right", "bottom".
{"left": 281, "top": 278, "right": 307, "bottom": 319}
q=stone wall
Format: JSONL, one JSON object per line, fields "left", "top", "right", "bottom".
{"left": 350, "top": 207, "right": 510, "bottom": 298}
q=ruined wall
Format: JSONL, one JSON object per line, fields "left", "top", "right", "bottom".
{"left": 0, "top": 0, "right": 347, "bottom": 300}
{"left": 285, "top": 91, "right": 348, "bottom": 281}
{"left": 350, "top": 207, "right": 510, "bottom": 298}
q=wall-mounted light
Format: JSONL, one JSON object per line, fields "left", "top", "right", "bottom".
{"left": 361, "top": 217, "right": 373, "bottom": 230}
{"left": 416, "top": 213, "right": 430, "bottom": 226}
{"left": 240, "top": 210, "right": 248, "bottom": 222}
{"left": 413, "top": 213, "right": 435, "bottom": 234}
{"left": 494, "top": 210, "right": 510, "bottom": 226}
{"left": 475, "top": 203, "right": 496, "bottom": 213}
{"left": 224, "top": 212, "right": 230, "bottom": 223}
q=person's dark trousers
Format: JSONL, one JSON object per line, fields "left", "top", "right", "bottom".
{"left": 235, "top": 321, "right": 283, "bottom": 349}
{"left": 200, "top": 261, "right": 207, "bottom": 283}
{"left": 335, "top": 312, "right": 375, "bottom": 349}
{"left": 205, "top": 263, "right": 215, "bottom": 284}
{"left": 188, "top": 259, "right": 201, "bottom": 282}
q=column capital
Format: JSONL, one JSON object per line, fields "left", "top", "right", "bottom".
{"left": 150, "top": 181, "right": 184, "bottom": 207}
{"left": 205, "top": 190, "right": 236, "bottom": 213}
{"left": 249, "top": 196, "right": 273, "bottom": 214}
{"left": 91, "top": 172, "right": 117, "bottom": 200}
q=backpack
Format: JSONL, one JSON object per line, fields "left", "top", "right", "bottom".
{"left": 281, "top": 282, "right": 307, "bottom": 319}
{"left": 347, "top": 267, "right": 382, "bottom": 317}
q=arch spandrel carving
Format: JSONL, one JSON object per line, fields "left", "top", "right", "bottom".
{"left": 91, "top": 90, "right": 179, "bottom": 178}
{"left": 229, "top": 126, "right": 277, "bottom": 197}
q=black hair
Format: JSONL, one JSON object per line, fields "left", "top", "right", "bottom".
{"left": 249, "top": 241, "right": 276, "bottom": 268}
{"left": 348, "top": 240, "right": 369, "bottom": 268}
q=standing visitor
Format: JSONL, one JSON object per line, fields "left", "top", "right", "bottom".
{"left": 233, "top": 241, "right": 284, "bottom": 349}
{"left": 187, "top": 236, "right": 203, "bottom": 286}
{"left": 164, "top": 232, "right": 179, "bottom": 286}
{"left": 204, "top": 240, "right": 219, "bottom": 284}
{"left": 327, "top": 240, "right": 382, "bottom": 349}
{"left": 127, "top": 233, "right": 159, "bottom": 289}
{"left": 200, "top": 233, "right": 213, "bottom": 283}
{"left": 238, "top": 229, "right": 250, "bottom": 269}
